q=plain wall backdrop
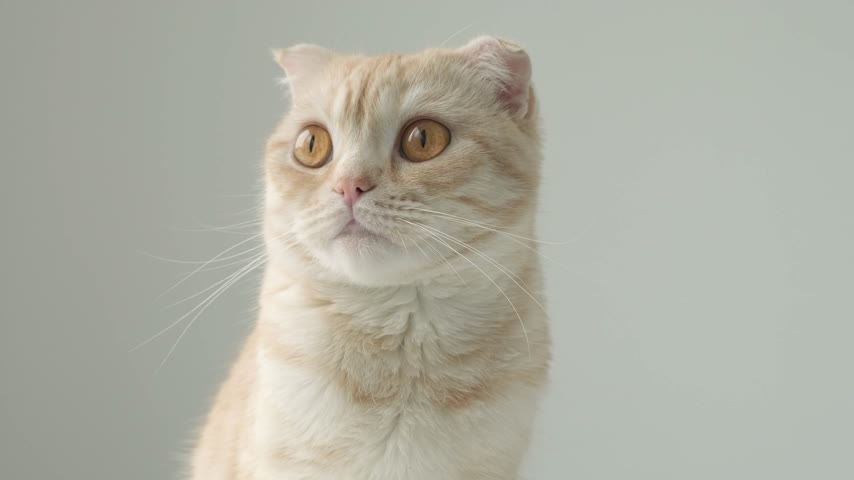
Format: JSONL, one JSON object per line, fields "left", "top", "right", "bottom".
{"left": 2, "top": 1, "right": 853, "bottom": 479}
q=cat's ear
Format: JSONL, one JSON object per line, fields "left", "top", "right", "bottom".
{"left": 459, "top": 36, "right": 533, "bottom": 119}
{"left": 272, "top": 44, "right": 335, "bottom": 96}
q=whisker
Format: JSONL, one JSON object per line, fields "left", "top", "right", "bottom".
{"left": 414, "top": 221, "right": 548, "bottom": 316}
{"left": 153, "top": 233, "right": 272, "bottom": 299}
{"left": 394, "top": 228, "right": 410, "bottom": 257}
{"left": 422, "top": 233, "right": 467, "bottom": 286}
{"left": 407, "top": 207, "right": 567, "bottom": 245}
{"left": 405, "top": 207, "right": 571, "bottom": 273}
{"left": 409, "top": 234, "right": 432, "bottom": 264}
{"left": 428, "top": 214, "right": 554, "bottom": 256}
{"left": 135, "top": 232, "right": 293, "bottom": 360}
{"left": 219, "top": 193, "right": 263, "bottom": 198}
{"left": 414, "top": 221, "right": 526, "bottom": 285}
{"left": 162, "top": 253, "right": 268, "bottom": 310}
{"left": 225, "top": 204, "right": 263, "bottom": 217}
{"left": 142, "top": 251, "right": 264, "bottom": 271}
{"left": 154, "top": 255, "right": 268, "bottom": 373}
{"left": 404, "top": 220, "right": 531, "bottom": 358}
{"left": 133, "top": 254, "right": 267, "bottom": 354}
{"left": 137, "top": 251, "right": 226, "bottom": 265}
{"left": 174, "top": 218, "right": 263, "bottom": 234}
{"left": 439, "top": 23, "right": 475, "bottom": 48}
{"left": 195, "top": 228, "right": 261, "bottom": 235}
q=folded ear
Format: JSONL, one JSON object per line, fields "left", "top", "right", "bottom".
{"left": 459, "top": 36, "right": 533, "bottom": 119}
{"left": 272, "top": 44, "right": 335, "bottom": 96}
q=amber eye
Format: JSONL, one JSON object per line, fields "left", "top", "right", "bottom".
{"left": 293, "top": 125, "right": 332, "bottom": 168}
{"left": 400, "top": 119, "right": 451, "bottom": 162}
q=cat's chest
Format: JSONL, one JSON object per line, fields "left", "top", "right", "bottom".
{"left": 252, "top": 282, "right": 538, "bottom": 478}
{"left": 263, "top": 282, "right": 494, "bottom": 380}
{"left": 254, "top": 343, "right": 483, "bottom": 479}
{"left": 260, "top": 289, "right": 484, "bottom": 405}
{"left": 253, "top": 349, "right": 529, "bottom": 480}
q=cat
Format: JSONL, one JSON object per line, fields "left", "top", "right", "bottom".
{"left": 191, "top": 35, "right": 551, "bottom": 480}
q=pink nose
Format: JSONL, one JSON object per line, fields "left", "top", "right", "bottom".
{"left": 334, "top": 177, "right": 376, "bottom": 209}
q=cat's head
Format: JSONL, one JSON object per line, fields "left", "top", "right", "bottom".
{"left": 264, "top": 36, "right": 541, "bottom": 287}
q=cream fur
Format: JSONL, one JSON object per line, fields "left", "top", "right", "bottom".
{"left": 191, "top": 36, "right": 550, "bottom": 480}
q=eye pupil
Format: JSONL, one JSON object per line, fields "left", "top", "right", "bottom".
{"left": 420, "top": 129, "right": 427, "bottom": 148}
{"left": 309, "top": 135, "right": 315, "bottom": 153}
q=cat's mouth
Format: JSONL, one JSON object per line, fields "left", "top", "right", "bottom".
{"left": 335, "top": 218, "right": 383, "bottom": 241}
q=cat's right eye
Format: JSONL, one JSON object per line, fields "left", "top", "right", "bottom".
{"left": 293, "top": 125, "right": 332, "bottom": 168}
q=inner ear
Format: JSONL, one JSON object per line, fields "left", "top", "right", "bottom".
{"left": 272, "top": 44, "right": 335, "bottom": 97}
{"left": 459, "top": 36, "right": 533, "bottom": 118}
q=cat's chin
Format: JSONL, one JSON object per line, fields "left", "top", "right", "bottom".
{"left": 322, "top": 229, "right": 418, "bottom": 287}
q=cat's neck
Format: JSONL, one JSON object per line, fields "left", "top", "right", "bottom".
{"left": 258, "top": 248, "right": 539, "bottom": 354}
{"left": 255, "top": 250, "right": 546, "bottom": 406}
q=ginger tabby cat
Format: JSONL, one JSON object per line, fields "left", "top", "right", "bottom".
{"left": 191, "top": 36, "right": 551, "bottom": 480}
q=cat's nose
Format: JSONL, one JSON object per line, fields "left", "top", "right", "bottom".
{"left": 333, "top": 177, "right": 376, "bottom": 209}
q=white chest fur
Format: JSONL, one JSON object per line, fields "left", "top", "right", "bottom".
{"left": 252, "top": 281, "right": 547, "bottom": 480}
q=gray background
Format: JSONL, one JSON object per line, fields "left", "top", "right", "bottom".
{"left": 2, "top": 1, "right": 853, "bottom": 479}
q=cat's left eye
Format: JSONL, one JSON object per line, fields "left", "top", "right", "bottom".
{"left": 400, "top": 119, "right": 451, "bottom": 162}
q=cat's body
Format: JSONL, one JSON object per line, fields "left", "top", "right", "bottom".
{"left": 192, "top": 37, "right": 550, "bottom": 480}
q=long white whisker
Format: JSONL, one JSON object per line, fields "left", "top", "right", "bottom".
{"left": 175, "top": 255, "right": 265, "bottom": 274}
{"left": 439, "top": 23, "right": 475, "bottom": 48}
{"left": 135, "top": 232, "right": 291, "bottom": 356}
{"left": 423, "top": 213, "right": 560, "bottom": 265}
{"left": 415, "top": 222, "right": 526, "bottom": 285}
{"left": 144, "top": 254, "right": 265, "bottom": 282}
{"left": 154, "top": 233, "right": 270, "bottom": 299}
{"left": 139, "top": 235, "right": 265, "bottom": 268}
{"left": 137, "top": 252, "right": 229, "bottom": 265}
{"left": 422, "top": 233, "right": 467, "bottom": 286}
{"left": 154, "top": 255, "right": 268, "bottom": 373}
{"left": 394, "top": 228, "right": 409, "bottom": 257}
{"left": 404, "top": 220, "right": 531, "bottom": 358}
{"left": 219, "top": 193, "right": 263, "bottom": 198}
{"left": 162, "top": 253, "right": 268, "bottom": 310}
{"left": 408, "top": 207, "right": 567, "bottom": 245}
{"left": 409, "top": 234, "right": 432, "bottom": 263}
{"left": 408, "top": 207, "right": 571, "bottom": 274}
{"left": 225, "top": 204, "right": 263, "bottom": 217}
{"left": 415, "top": 221, "right": 548, "bottom": 316}
{"left": 133, "top": 255, "right": 265, "bottom": 354}
{"left": 175, "top": 218, "right": 263, "bottom": 233}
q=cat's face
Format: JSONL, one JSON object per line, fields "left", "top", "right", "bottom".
{"left": 264, "top": 37, "right": 541, "bottom": 286}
